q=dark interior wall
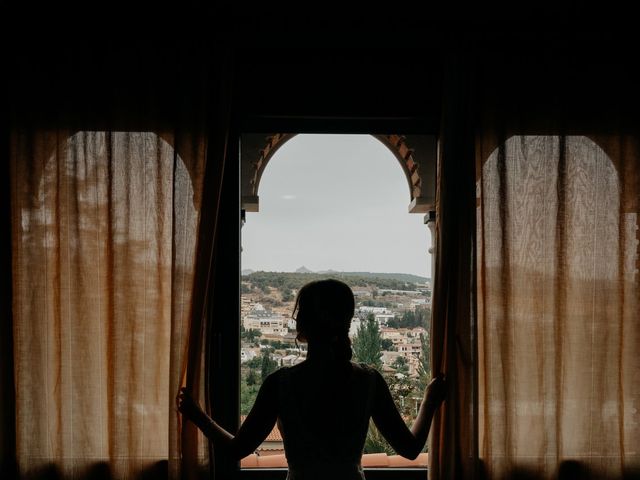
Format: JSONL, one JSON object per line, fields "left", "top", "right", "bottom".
{"left": 7, "top": 2, "right": 638, "bottom": 133}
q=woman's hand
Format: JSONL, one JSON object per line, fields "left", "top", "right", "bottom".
{"left": 425, "top": 374, "right": 447, "bottom": 409}
{"left": 176, "top": 387, "right": 209, "bottom": 430}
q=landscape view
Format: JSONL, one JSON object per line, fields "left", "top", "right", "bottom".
{"left": 240, "top": 267, "right": 432, "bottom": 466}
{"left": 240, "top": 134, "right": 432, "bottom": 468}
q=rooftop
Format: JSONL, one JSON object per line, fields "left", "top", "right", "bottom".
{"left": 240, "top": 452, "right": 428, "bottom": 468}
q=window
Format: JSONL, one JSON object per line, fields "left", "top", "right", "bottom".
{"left": 238, "top": 133, "right": 437, "bottom": 475}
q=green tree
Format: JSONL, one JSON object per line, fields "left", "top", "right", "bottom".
{"left": 241, "top": 328, "right": 262, "bottom": 344}
{"left": 391, "top": 355, "right": 409, "bottom": 373}
{"left": 380, "top": 338, "right": 395, "bottom": 351}
{"left": 352, "top": 314, "right": 383, "bottom": 370}
{"left": 394, "top": 306, "right": 431, "bottom": 329}
{"left": 240, "top": 380, "right": 260, "bottom": 415}
{"left": 260, "top": 351, "right": 278, "bottom": 382}
{"left": 245, "top": 356, "right": 262, "bottom": 369}
{"left": 384, "top": 371, "right": 417, "bottom": 418}
{"left": 385, "top": 316, "right": 400, "bottom": 329}
{"left": 281, "top": 289, "right": 294, "bottom": 302}
{"left": 246, "top": 368, "right": 258, "bottom": 386}
{"left": 416, "top": 333, "right": 431, "bottom": 392}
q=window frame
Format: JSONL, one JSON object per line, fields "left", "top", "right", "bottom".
{"left": 212, "top": 120, "right": 435, "bottom": 480}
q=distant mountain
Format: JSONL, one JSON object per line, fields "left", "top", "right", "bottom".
{"left": 241, "top": 269, "right": 255, "bottom": 276}
{"left": 295, "top": 266, "right": 313, "bottom": 274}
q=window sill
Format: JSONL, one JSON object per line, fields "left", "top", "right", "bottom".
{"left": 239, "top": 468, "right": 427, "bottom": 480}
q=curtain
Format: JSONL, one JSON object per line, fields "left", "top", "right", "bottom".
{"left": 8, "top": 128, "right": 212, "bottom": 480}
{"left": 476, "top": 132, "right": 640, "bottom": 479}
{"left": 430, "top": 51, "right": 640, "bottom": 480}
{"left": 428, "top": 53, "right": 477, "bottom": 480}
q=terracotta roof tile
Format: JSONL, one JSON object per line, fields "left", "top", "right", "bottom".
{"left": 240, "top": 415, "right": 283, "bottom": 442}
{"left": 240, "top": 453, "right": 428, "bottom": 469}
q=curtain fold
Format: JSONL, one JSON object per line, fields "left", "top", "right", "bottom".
{"left": 475, "top": 60, "right": 640, "bottom": 478}
{"left": 179, "top": 51, "right": 233, "bottom": 480}
{"left": 8, "top": 124, "right": 212, "bottom": 479}
{"left": 1, "top": 117, "right": 18, "bottom": 480}
{"left": 477, "top": 131, "right": 640, "bottom": 479}
{"left": 429, "top": 53, "right": 478, "bottom": 480}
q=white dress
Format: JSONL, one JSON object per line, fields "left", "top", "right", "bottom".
{"left": 276, "top": 361, "right": 377, "bottom": 480}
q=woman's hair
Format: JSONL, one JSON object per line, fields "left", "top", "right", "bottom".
{"left": 293, "top": 279, "right": 355, "bottom": 361}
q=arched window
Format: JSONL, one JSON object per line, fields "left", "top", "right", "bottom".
{"left": 239, "top": 133, "right": 435, "bottom": 470}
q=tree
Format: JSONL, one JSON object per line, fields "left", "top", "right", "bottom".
{"left": 352, "top": 314, "right": 383, "bottom": 370}
{"left": 241, "top": 328, "right": 262, "bottom": 344}
{"left": 240, "top": 380, "right": 259, "bottom": 415}
{"left": 416, "top": 333, "right": 431, "bottom": 392}
{"left": 260, "top": 351, "right": 278, "bottom": 382}
{"left": 385, "top": 316, "right": 400, "bottom": 329}
{"left": 246, "top": 368, "right": 258, "bottom": 386}
{"left": 245, "top": 356, "right": 262, "bottom": 369}
{"left": 391, "top": 355, "right": 409, "bottom": 373}
{"left": 380, "top": 338, "right": 395, "bottom": 351}
{"left": 281, "top": 289, "right": 294, "bottom": 303}
{"left": 384, "top": 371, "right": 417, "bottom": 418}
{"left": 393, "top": 306, "right": 431, "bottom": 329}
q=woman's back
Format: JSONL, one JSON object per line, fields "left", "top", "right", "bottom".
{"left": 276, "top": 360, "right": 376, "bottom": 479}
{"left": 176, "top": 279, "right": 446, "bottom": 480}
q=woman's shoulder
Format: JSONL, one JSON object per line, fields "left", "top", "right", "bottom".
{"left": 350, "top": 361, "right": 383, "bottom": 380}
{"left": 261, "top": 367, "right": 288, "bottom": 389}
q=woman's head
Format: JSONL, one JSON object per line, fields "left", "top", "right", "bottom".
{"left": 293, "top": 279, "right": 355, "bottom": 361}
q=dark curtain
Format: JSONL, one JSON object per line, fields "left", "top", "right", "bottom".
{"left": 428, "top": 52, "right": 478, "bottom": 480}
{"left": 2, "top": 15, "right": 232, "bottom": 479}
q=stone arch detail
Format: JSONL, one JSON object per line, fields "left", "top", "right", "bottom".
{"left": 242, "top": 133, "right": 435, "bottom": 213}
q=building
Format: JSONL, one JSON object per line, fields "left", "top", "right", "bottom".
{"left": 358, "top": 306, "right": 390, "bottom": 315}
{"left": 243, "top": 304, "right": 288, "bottom": 336}
{"left": 380, "top": 328, "right": 404, "bottom": 344}
{"left": 240, "top": 347, "right": 260, "bottom": 364}
{"left": 374, "top": 313, "right": 395, "bottom": 326}
{"left": 397, "top": 342, "right": 422, "bottom": 358}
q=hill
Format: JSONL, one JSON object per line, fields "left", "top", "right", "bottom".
{"left": 338, "top": 271, "right": 428, "bottom": 284}
{"left": 241, "top": 270, "right": 429, "bottom": 292}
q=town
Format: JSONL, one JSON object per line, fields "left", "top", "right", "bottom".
{"left": 239, "top": 270, "right": 432, "bottom": 461}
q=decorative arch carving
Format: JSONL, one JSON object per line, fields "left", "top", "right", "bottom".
{"left": 241, "top": 133, "right": 435, "bottom": 214}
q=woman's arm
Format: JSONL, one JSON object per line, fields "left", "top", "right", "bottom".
{"left": 177, "top": 371, "right": 279, "bottom": 459}
{"left": 371, "top": 372, "right": 446, "bottom": 460}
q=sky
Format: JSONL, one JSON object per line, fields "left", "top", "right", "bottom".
{"left": 241, "top": 134, "right": 432, "bottom": 278}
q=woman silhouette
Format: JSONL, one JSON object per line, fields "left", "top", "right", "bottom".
{"left": 177, "top": 279, "right": 446, "bottom": 480}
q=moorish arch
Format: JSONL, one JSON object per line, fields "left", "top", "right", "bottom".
{"left": 240, "top": 133, "right": 437, "bottom": 215}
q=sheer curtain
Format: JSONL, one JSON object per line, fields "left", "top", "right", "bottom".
{"left": 430, "top": 52, "right": 640, "bottom": 480}
{"left": 477, "top": 132, "right": 640, "bottom": 479}
{"left": 8, "top": 128, "right": 212, "bottom": 479}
